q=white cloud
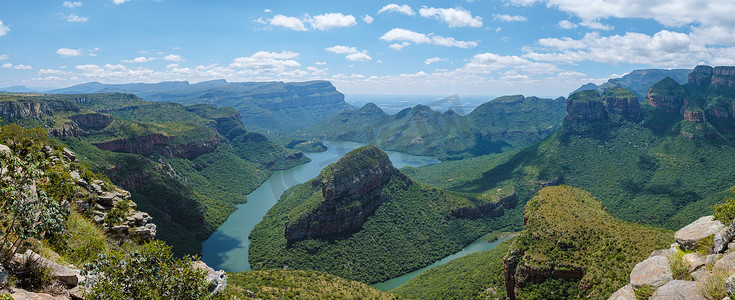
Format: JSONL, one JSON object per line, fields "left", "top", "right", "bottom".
{"left": 310, "top": 13, "right": 356, "bottom": 30}
{"left": 424, "top": 57, "right": 447, "bottom": 65}
{"left": 363, "top": 15, "right": 374, "bottom": 24}
{"left": 580, "top": 20, "right": 612, "bottom": 30}
{"left": 380, "top": 28, "right": 478, "bottom": 49}
{"left": 63, "top": 1, "right": 82, "bottom": 8}
{"left": 0, "top": 20, "right": 9, "bottom": 37}
{"left": 57, "top": 48, "right": 83, "bottom": 57}
{"left": 264, "top": 9, "right": 272, "bottom": 13}
{"left": 419, "top": 7, "right": 482, "bottom": 28}
{"left": 523, "top": 30, "right": 716, "bottom": 67}
{"left": 1, "top": 63, "right": 11, "bottom": 68}
{"left": 493, "top": 14, "right": 527, "bottom": 22}
{"left": 325, "top": 45, "right": 358, "bottom": 54}
{"left": 315, "top": 61, "right": 327, "bottom": 65}
{"left": 112, "top": 0, "right": 129, "bottom": 4}
{"left": 88, "top": 47, "right": 99, "bottom": 56}
{"left": 229, "top": 51, "right": 301, "bottom": 72}
{"left": 557, "top": 20, "right": 578, "bottom": 29}
{"left": 39, "top": 69, "right": 65, "bottom": 75}
{"left": 270, "top": 14, "right": 307, "bottom": 31}
{"left": 122, "top": 56, "right": 155, "bottom": 63}
{"left": 164, "top": 54, "right": 185, "bottom": 62}
{"left": 66, "top": 13, "right": 89, "bottom": 22}
{"left": 0, "top": 54, "right": 8, "bottom": 60}
{"left": 377, "top": 4, "right": 415, "bottom": 16}
{"left": 13, "top": 64, "right": 31, "bottom": 70}
{"left": 345, "top": 52, "right": 372, "bottom": 62}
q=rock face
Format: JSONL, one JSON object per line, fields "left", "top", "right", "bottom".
{"left": 564, "top": 88, "right": 640, "bottom": 135}
{"left": 629, "top": 255, "right": 673, "bottom": 288}
{"left": 648, "top": 77, "right": 686, "bottom": 114}
{"left": 712, "top": 66, "right": 735, "bottom": 87}
{"left": 192, "top": 261, "right": 228, "bottom": 296}
{"left": 70, "top": 113, "right": 113, "bottom": 130}
{"left": 449, "top": 192, "right": 517, "bottom": 219}
{"left": 688, "top": 65, "right": 714, "bottom": 86}
{"left": 11, "top": 250, "right": 85, "bottom": 288}
{"left": 0, "top": 99, "right": 80, "bottom": 123}
{"left": 651, "top": 280, "right": 706, "bottom": 300}
{"left": 284, "top": 146, "right": 410, "bottom": 242}
{"left": 92, "top": 133, "right": 221, "bottom": 159}
{"left": 674, "top": 216, "right": 724, "bottom": 251}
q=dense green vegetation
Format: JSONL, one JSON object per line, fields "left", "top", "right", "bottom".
{"left": 249, "top": 147, "right": 518, "bottom": 283}
{"left": 392, "top": 238, "right": 513, "bottom": 299}
{"left": 509, "top": 186, "right": 672, "bottom": 299}
{"left": 0, "top": 92, "right": 308, "bottom": 255}
{"left": 285, "top": 95, "right": 567, "bottom": 160}
{"left": 228, "top": 270, "right": 397, "bottom": 299}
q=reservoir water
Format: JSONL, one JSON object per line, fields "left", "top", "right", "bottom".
{"left": 201, "top": 141, "right": 440, "bottom": 272}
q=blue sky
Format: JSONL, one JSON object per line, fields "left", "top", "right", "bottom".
{"left": 0, "top": 0, "right": 734, "bottom": 97}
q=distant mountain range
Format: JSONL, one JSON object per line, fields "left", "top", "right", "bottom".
{"left": 573, "top": 68, "right": 691, "bottom": 101}
{"left": 42, "top": 80, "right": 353, "bottom": 135}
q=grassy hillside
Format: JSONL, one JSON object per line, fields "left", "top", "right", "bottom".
{"left": 285, "top": 95, "right": 566, "bottom": 160}
{"left": 0, "top": 92, "right": 308, "bottom": 255}
{"left": 506, "top": 186, "right": 672, "bottom": 299}
{"left": 249, "top": 146, "right": 518, "bottom": 284}
{"left": 228, "top": 270, "right": 397, "bottom": 299}
{"left": 392, "top": 238, "right": 513, "bottom": 299}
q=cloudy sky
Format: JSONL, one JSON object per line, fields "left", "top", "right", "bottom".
{"left": 0, "top": 0, "right": 734, "bottom": 96}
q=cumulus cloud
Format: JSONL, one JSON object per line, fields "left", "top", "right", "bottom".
{"left": 424, "top": 57, "right": 447, "bottom": 65}
{"left": 493, "top": 14, "right": 527, "bottom": 22}
{"left": 229, "top": 51, "right": 301, "bottom": 72}
{"left": 363, "top": 15, "right": 374, "bottom": 24}
{"left": 0, "top": 54, "right": 8, "bottom": 61}
{"left": 112, "top": 0, "right": 129, "bottom": 4}
{"left": 66, "top": 13, "right": 89, "bottom": 22}
{"left": 13, "top": 64, "right": 31, "bottom": 70}
{"left": 557, "top": 20, "right": 578, "bottom": 29}
{"left": 310, "top": 13, "right": 357, "bottom": 30}
{"left": 270, "top": 14, "right": 307, "bottom": 31}
{"left": 1, "top": 63, "right": 11, "bottom": 68}
{"left": 580, "top": 20, "right": 612, "bottom": 30}
{"left": 523, "top": 30, "right": 717, "bottom": 67}
{"left": 63, "top": 1, "right": 82, "bottom": 8}
{"left": 122, "top": 56, "right": 155, "bottom": 63}
{"left": 377, "top": 4, "right": 415, "bottom": 16}
{"left": 325, "top": 45, "right": 371, "bottom": 62}
{"left": 380, "top": 28, "right": 478, "bottom": 49}
{"left": 419, "top": 7, "right": 482, "bottom": 28}
{"left": 0, "top": 20, "right": 9, "bottom": 37}
{"left": 163, "top": 54, "right": 185, "bottom": 62}
{"left": 57, "top": 48, "right": 83, "bottom": 57}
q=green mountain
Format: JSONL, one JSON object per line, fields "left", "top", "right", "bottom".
{"left": 285, "top": 95, "right": 567, "bottom": 160}
{"left": 408, "top": 66, "right": 735, "bottom": 234}
{"left": 49, "top": 80, "right": 353, "bottom": 134}
{"left": 228, "top": 270, "right": 397, "bottom": 299}
{"left": 0, "top": 92, "right": 308, "bottom": 255}
{"left": 573, "top": 68, "right": 691, "bottom": 101}
{"left": 249, "top": 145, "right": 518, "bottom": 283}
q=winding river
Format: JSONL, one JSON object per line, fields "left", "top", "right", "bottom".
{"left": 201, "top": 140, "right": 509, "bottom": 290}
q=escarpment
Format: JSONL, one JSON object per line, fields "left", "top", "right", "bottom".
{"left": 285, "top": 146, "right": 411, "bottom": 242}
{"left": 564, "top": 88, "right": 640, "bottom": 135}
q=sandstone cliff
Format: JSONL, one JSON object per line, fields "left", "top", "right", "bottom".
{"left": 564, "top": 88, "right": 640, "bottom": 135}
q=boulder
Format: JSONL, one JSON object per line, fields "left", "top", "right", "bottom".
{"left": 12, "top": 250, "right": 84, "bottom": 287}
{"left": 192, "top": 261, "right": 227, "bottom": 296}
{"left": 62, "top": 148, "right": 76, "bottom": 161}
{"left": 68, "top": 287, "right": 84, "bottom": 300}
{"left": 674, "top": 216, "right": 724, "bottom": 251}
{"left": 651, "top": 280, "right": 706, "bottom": 300}
{"left": 630, "top": 255, "right": 672, "bottom": 288}
{"left": 607, "top": 284, "right": 635, "bottom": 300}
{"left": 714, "top": 218, "right": 735, "bottom": 253}
{"left": 727, "top": 274, "right": 735, "bottom": 296}
{"left": 715, "top": 252, "right": 735, "bottom": 272}
{"left": 681, "top": 253, "right": 705, "bottom": 272}
{"left": 706, "top": 253, "right": 723, "bottom": 266}
{"left": 97, "top": 192, "right": 117, "bottom": 206}
{"left": 5, "top": 288, "right": 57, "bottom": 299}
{"left": 690, "top": 269, "right": 709, "bottom": 282}
{"left": 0, "top": 144, "right": 10, "bottom": 156}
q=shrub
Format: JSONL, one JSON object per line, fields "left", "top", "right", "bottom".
{"left": 634, "top": 284, "right": 655, "bottom": 300}
{"left": 669, "top": 248, "right": 689, "bottom": 280}
{"left": 713, "top": 190, "right": 735, "bottom": 225}
{"left": 700, "top": 269, "right": 729, "bottom": 300}
{"left": 82, "top": 241, "right": 212, "bottom": 300}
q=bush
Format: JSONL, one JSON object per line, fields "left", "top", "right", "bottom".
{"left": 713, "top": 189, "right": 735, "bottom": 225}
{"left": 82, "top": 241, "right": 212, "bottom": 300}
{"left": 668, "top": 248, "right": 689, "bottom": 280}
{"left": 634, "top": 284, "right": 655, "bottom": 300}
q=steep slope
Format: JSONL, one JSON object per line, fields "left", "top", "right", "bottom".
{"left": 287, "top": 95, "right": 566, "bottom": 160}
{"left": 0, "top": 92, "right": 308, "bottom": 255}
{"left": 49, "top": 80, "right": 352, "bottom": 134}
{"left": 228, "top": 270, "right": 397, "bottom": 299}
{"left": 407, "top": 66, "right": 735, "bottom": 234}
{"left": 503, "top": 186, "right": 672, "bottom": 299}
{"left": 392, "top": 238, "right": 513, "bottom": 299}
{"left": 249, "top": 145, "right": 518, "bottom": 283}
{"left": 573, "top": 68, "right": 691, "bottom": 101}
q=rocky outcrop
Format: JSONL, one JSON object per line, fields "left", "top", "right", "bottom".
{"left": 191, "top": 261, "right": 228, "bottom": 297}
{"left": 284, "top": 146, "right": 410, "bottom": 242}
{"left": 713, "top": 66, "right": 735, "bottom": 87}
{"left": 70, "top": 113, "right": 113, "bottom": 130}
{"left": 503, "top": 250, "right": 584, "bottom": 298}
{"left": 683, "top": 109, "right": 706, "bottom": 123}
{"left": 48, "top": 122, "right": 80, "bottom": 138}
{"left": 688, "top": 65, "right": 714, "bottom": 86}
{"left": 92, "top": 134, "right": 221, "bottom": 159}
{"left": 565, "top": 90, "right": 607, "bottom": 135}
{"left": 0, "top": 99, "right": 80, "bottom": 123}
{"left": 674, "top": 216, "right": 724, "bottom": 251}
{"left": 449, "top": 192, "right": 517, "bottom": 219}
{"left": 602, "top": 89, "right": 640, "bottom": 120}
{"left": 629, "top": 255, "right": 672, "bottom": 288}
{"left": 10, "top": 250, "right": 85, "bottom": 288}
{"left": 651, "top": 280, "right": 706, "bottom": 300}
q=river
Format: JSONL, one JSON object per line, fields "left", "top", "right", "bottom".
{"left": 201, "top": 141, "right": 440, "bottom": 272}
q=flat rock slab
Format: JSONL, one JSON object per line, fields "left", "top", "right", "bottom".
{"left": 682, "top": 253, "right": 705, "bottom": 272}
{"left": 607, "top": 284, "right": 635, "bottom": 300}
{"left": 715, "top": 251, "right": 735, "bottom": 272}
{"left": 675, "top": 216, "right": 724, "bottom": 251}
{"left": 651, "top": 280, "right": 707, "bottom": 300}
{"left": 630, "top": 255, "right": 672, "bottom": 288}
